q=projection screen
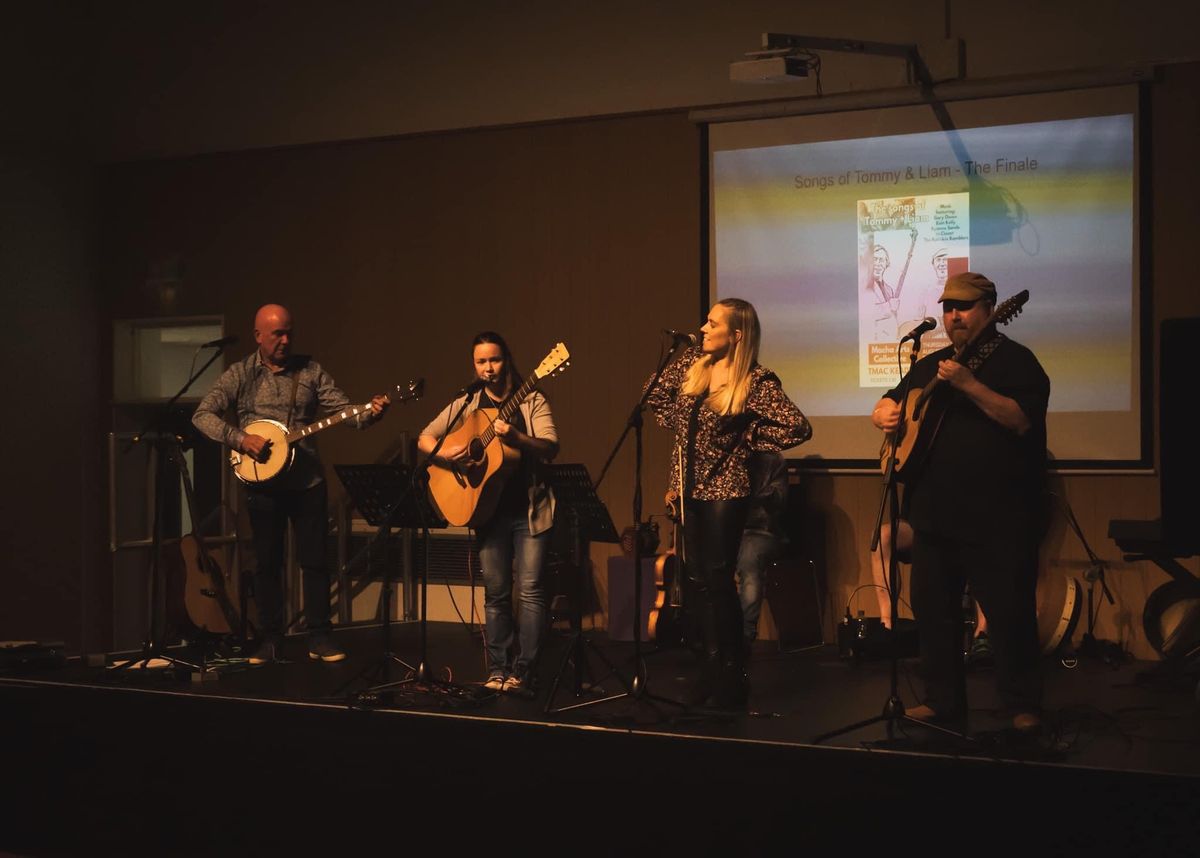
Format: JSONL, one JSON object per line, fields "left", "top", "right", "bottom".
{"left": 708, "top": 85, "right": 1146, "bottom": 469}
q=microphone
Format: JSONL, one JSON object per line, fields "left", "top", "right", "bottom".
{"left": 663, "top": 329, "right": 699, "bottom": 346}
{"left": 900, "top": 318, "right": 937, "bottom": 343}
{"left": 200, "top": 335, "right": 239, "bottom": 349}
{"left": 457, "top": 378, "right": 487, "bottom": 400}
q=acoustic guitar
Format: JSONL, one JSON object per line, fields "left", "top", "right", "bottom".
{"left": 229, "top": 380, "right": 422, "bottom": 485}
{"left": 163, "top": 441, "right": 240, "bottom": 636}
{"left": 426, "top": 343, "right": 569, "bottom": 528}
{"left": 882, "top": 290, "right": 1029, "bottom": 482}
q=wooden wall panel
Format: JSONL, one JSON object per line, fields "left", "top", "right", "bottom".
{"left": 99, "top": 112, "right": 702, "bottom": 634}
{"left": 90, "top": 63, "right": 1200, "bottom": 661}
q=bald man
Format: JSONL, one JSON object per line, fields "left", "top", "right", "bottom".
{"left": 193, "top": 304, "right": 390, "bottom": 664}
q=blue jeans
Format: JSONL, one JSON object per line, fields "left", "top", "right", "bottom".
{"left": 476, "top": 512, "right": 549, "bottom": 680}
{"left": 736, "top": 529, "right": 779, "bottom": 641}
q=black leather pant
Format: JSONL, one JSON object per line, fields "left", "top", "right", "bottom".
{"left": 683, "top": 497, "right": 749, "bottom": 679}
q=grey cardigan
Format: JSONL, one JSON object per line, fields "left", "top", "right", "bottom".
{"left": 420, "top": 389, "right": 558, "bottom": 535}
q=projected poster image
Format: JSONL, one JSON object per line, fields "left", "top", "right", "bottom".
{"left": 858, "top": 193, "right": 968, "bottom": 387}
{"left": 710, "top": 98, "right": 1138, "bottom": 463}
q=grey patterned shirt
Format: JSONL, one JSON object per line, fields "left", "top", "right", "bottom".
{"left": 192, "top": 351, "right": 366, "bottom": 489}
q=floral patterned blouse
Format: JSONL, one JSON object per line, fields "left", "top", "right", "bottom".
{"left": 645, "top": 348, "right": 812, "bottom": 501}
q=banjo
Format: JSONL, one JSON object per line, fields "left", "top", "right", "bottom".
{"left": 229, "top": 379, "right": 422, "bottom": 484}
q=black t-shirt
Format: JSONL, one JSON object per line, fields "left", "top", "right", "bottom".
{"left": 885, "top": 336, "right": 1050, "bottom": 544}
{"left": 480, "top": 392, "right": 531, "bottom": 518}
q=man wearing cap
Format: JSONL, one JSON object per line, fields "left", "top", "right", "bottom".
{"left": 870, "top": 272, "right": 1049, "bottom": 733}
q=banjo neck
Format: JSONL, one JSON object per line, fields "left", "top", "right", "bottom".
{"left": 285, "top": 401, "right": 378, "bottom": 443}
{"left": 229, "top": 382, "right": 422, "bottom": 486}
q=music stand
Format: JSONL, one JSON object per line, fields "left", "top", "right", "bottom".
{"left": 540, "top": 464, "right": 623, "bottom": 714}
{"left": 332, "top": 463, "right": 446, "bottom": 702}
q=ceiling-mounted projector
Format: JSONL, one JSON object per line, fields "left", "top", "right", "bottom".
{"left": 729, "top": 54, "right": 810, "bottom": 84}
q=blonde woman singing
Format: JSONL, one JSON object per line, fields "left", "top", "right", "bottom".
{"left": 646, "top": 299, "right": 811, "bottom": 708}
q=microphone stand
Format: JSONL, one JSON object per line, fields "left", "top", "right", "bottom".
{"left": 408, "top": 385, "right": 479, "bottom": 685}
{"left": 814, "top": 329, "right": 969, "bottom": 744}
{"left": 1054, "top": 492, "right": 1123, "bottom": 665}
{"left": 581, "top": 335, "right": 692, "bottom": 716}
{"left": 113, "top": 344, "right": 228, "bottom": 677}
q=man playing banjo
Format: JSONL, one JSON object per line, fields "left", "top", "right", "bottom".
{"left": 192, "top": 303, "right": 390, "bottom": 664}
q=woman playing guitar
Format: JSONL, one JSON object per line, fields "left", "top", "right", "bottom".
{"left": 418, "top": 332, "right": 559, "bottom": 698}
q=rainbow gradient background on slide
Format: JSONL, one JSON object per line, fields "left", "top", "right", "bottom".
{"left": 712, "top": 108, "right": 1137, "bottom": 463}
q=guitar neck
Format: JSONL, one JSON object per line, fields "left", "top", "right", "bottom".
{"left": 917, "top": 318, "right": 1004, "bottom": 401}
{"left": 916, "top": 341, "right": 966, "bottom": 404}
{"left": 167, "top": 442, "right": 203, "bottom": 529}
{"left": 477, "top": 376, "right": 539, "bottom": 447}
{"left": 286, "top": 402, "right": 375, "bottom": 443}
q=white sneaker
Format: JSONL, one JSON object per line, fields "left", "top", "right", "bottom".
{"left": 483, "top": 673, "right": 505, "bottom": 691}
{"left": 502, "top": 675, "right": 534, "bottom": 698}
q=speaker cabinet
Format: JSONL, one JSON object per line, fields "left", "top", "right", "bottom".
{"left": 765, "top": 554, "right": 825, "bottom": 649}
{"left": 1160, "top": 318, "right": 1200, "bottom": 550}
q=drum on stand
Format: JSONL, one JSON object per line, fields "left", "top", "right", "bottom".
{"left": 1037, "top": 574, "right": 1082, "bottom": 657}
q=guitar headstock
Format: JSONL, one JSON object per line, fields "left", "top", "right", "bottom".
{"left": 534, "top": 342, "right": 571, "bottom": 380}
{"left": 992, "top": 289, "right": 1030, "bottom": 327}
{"left": 384, "top": 379, "right": 424, "bottom": 405}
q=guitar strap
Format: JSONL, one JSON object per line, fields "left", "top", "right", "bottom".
{"left": 963, "top": 331, "right": 1007, "bottom": 374}
{"left": 285, "top": 370, "right": 300, "bottom": 430}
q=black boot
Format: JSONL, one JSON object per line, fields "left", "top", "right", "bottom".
{"left": 687, "top": 648, "right": 720, "bottom": 706}
{"left": 707, "top": 656, "right": 749, "bottom": 709}
{"left": 687, "top": 590, "right": 722, "bottom": 707}
{"left": 706, "top": 588, "right": 749, "bottom": 708}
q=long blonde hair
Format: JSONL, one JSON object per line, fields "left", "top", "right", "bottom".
{"left": 681, "top": 298, "right": 761, "bottom": 415}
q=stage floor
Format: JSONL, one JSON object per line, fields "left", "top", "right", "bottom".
{"left": 3, "top": 621, "right": 1199, "bottom": 854}
{"left": 11, "top": 621, "right": 1199, "bottom": 769}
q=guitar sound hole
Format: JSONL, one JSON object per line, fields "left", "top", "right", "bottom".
{"left": 467, "top": 438, "right": 484, "bottom": 462}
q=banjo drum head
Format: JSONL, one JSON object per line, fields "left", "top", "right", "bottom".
{"left": 232, "top": 419, "right": 292, "bottom": 484}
